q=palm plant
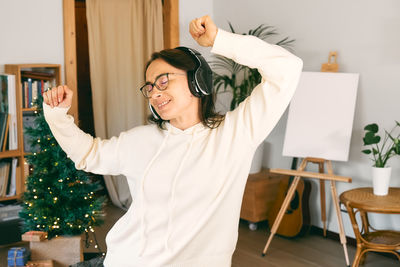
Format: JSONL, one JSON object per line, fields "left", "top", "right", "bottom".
{"left": 212, "top": 22, "right": 295, "bottom": 110}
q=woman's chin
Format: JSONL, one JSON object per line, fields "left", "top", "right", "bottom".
{"left": 157, "top": 111, "right": 173, "bottom": 121}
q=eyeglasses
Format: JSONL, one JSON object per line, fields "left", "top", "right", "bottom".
{"left": 140, "top": 73, "right": 186, "bottom": 98}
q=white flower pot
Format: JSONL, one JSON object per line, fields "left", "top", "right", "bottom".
{"left": 249, "top": 143, "right": 264, "bottom": 174}
{"left": 372, "top": 166, "right": 391, "bottom": 196}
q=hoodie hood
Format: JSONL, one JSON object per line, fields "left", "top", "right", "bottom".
{"left": 165, "top": 121, "right": 208, "bottom": 135}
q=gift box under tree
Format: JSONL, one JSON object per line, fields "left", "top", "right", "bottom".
{"left": 22, "top": 231, "right": 48, "bottom": 242}
{"left": 30, "top": 235, "right": 83, "bottom": 267}
{"left": 7, "top": 247, "right": 30, "bottom": 267}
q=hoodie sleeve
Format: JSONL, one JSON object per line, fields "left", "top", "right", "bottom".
{"left": 211, "top": 29, "right": 303, "bottom": 147}
{"left": 43, "top": 103, "right": 124, "bottom": 175}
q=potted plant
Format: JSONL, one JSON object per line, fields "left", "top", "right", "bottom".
{"left": 212, "top": 23, "right": 295, "bottom": 173}
{"left": 362, "top": 121, "right": 400, "bottom": 195}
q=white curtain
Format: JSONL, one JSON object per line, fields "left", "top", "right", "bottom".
{"left": 86, "top": 0, "right": 164, "bottom": 209}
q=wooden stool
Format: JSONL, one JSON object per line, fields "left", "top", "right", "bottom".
{"left": 340, "top": 187, "right": 400, "bottom": 267}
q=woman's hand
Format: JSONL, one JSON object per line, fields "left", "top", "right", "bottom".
{"left": 189, "top": 15, "right": 218, "bottom": 47}
{"left": 43, "top": 85, "right": 73, "bottom": 108}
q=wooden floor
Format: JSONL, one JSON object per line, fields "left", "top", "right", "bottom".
{"left": 1, "top": 203, "right": 398, "bottom": 267}
{"left": 232, "top": 220, "right": 398, "bottom": 267}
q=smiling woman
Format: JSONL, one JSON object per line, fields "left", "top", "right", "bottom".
{"left": 42, "top": 15, "right": 303, "bottom": 267}
{"left": 143, "top": 46, "right": 224, "bottom": 130}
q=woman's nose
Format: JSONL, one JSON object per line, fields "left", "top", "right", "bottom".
{"left": 150, "top": 90, "right": 162, "bottom": 99}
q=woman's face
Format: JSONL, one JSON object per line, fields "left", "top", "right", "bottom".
{"left": 145, "top": 59, "right": 200, "bottom": 124}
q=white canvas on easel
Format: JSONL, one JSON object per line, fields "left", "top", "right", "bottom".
{"left": 283, "top": 71, "right": 359, "bottom": 162}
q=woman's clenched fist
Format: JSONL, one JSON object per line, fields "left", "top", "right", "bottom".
{"left": 42, "top": 85, "right": 73, "bottom": 108}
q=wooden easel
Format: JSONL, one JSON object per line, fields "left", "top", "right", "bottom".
{"left": 321, "top": 51, "right": 339, "bottom": 72}
{"left": 320, "top": 51, "right": 338, "bottom": 236}
{"left": 262, "top": 53, "right": 352, "bottom": 266}
{"left": 262, "top": 158, "right": 352, "bottom": 266}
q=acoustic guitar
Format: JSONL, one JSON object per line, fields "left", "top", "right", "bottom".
{"left": 267, "top": 158, "right": 311, "bottom": 237}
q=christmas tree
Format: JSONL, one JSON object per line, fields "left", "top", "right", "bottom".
{"left": 19, "top": 95, "right": 106, "bottom": 239}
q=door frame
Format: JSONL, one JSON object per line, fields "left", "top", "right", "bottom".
{"left": 62, "top": 0, "right": 179, "bottom": 121}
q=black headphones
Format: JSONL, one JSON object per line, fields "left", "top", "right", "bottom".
{"left": 175, "top": 46, "right": 213, "bottom": 98}
{"left": 149, "top": 47, "right": 213, "bottom": 120}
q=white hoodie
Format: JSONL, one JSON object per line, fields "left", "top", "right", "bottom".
{"left": 43, "top": 29, "right": 303, "bottom": 267}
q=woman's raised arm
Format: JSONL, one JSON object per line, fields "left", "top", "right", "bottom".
{"left": 211, "top": 29, "right": 303, "bottom": 146}
{"left": 43, "top": 86, "right": 125, "bottom": 175}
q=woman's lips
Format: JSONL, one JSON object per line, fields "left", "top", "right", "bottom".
{"left": 157, "top": 99, "right": 171, "bottom": 110}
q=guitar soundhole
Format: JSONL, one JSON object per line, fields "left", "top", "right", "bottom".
{"left": 285, "top": 191, "right": 299, "bottom": 214}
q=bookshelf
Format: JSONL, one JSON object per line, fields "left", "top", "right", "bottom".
{"left": 0, "top": 64, "right": 61, "bottom": 202}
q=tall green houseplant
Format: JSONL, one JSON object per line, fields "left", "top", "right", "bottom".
{"left": 212, "top": 23, "right": 295, "bottom": 110}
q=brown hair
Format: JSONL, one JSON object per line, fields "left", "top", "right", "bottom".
{"left": 144, "top": 48, "right": 224, "bottom": 130}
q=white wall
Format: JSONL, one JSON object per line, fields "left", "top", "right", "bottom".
{"left": 0, "top": 0, "right": 64, "bottom": 82}
{"left": 201, "top": 0, "right": 400, "bottom": 236}
{"left": 179, "top": 0, "right": 214, "bottom": 60}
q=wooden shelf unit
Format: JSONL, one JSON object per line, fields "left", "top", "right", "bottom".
{"left": 1, "top": 64, "right": 61, "bottom": 202}
{"left": 22, "top": 108, "right": 38, "bottom": 112}
{"left": 0, "top": 195, "right": 19, "bottom": 202}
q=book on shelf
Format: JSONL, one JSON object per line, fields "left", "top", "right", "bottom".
{"left": 28, "top": 78, "right": 32, "bottom": 108}
{"left": 0, "top": 113, "right": 9, "bottom": 151}
{"left": 0, "top": 74, "right": 17, "bottom": 150}
{"left": 6, "top": 158, "right": 18, "bottom": 197}
{"left": 0, "top": 158, "right": 18, "bottom": 198}
{"left": 0, "top": 159, "right": 11, "bottom": 197}
{"left": 2, "top": 114, "right": 10, "bottom": 151}
{"left": 21, "top": 70, "right": 55, "bottom": 108}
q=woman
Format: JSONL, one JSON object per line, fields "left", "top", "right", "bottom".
{"left": 43, "top": 15, "right": 303, "bottom": 267}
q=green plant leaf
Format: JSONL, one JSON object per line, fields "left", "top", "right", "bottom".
{"left": 248, "top": 24, "right": 264, "bottom": 36}
{"left": 228, "top": 21, "right": 236, "bottom": 33}
{"left": 275, "top": 37, "right": 295, "bottom": 50}
{"left": 363, "top": 132, "right": 380, "bottom": 145}
{"left": 364, "top": 123, "right": 378, "bottom": 133}
{"left": 211, "top": 55, "right": 237, "bottom": 74}
{"left": 375, "top": 158, "right": 384, "bottom": 167}
{"left": 250, "top": 24, "right": 277, "bottom": 39}
{"left": 362, "top": 149, "right": 371, "bottom": 154}
{"left": 394, "top": 141, "right": 400, "bottom": 155}
{"left": 386, "top": 131, "right": 395, "bottom": 141}
{"left": 372, "top": 148, "right": 379, "bottom": 155}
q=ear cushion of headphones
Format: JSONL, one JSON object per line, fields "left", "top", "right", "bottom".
{"left": 194, "top": 59, "right": 213, "bottom": 96}
{"left": 186, "top": 69, "right": 201, "bottom": 97}
{"left": 175, "top": 46, "right": 212, "bottom": 98}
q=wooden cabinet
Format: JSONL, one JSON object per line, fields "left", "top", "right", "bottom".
{"left": 240, "top": 169, "right": 288, "bottom": 223}
{"left": 0, "top": 64, "right": 61, "bottom": 202}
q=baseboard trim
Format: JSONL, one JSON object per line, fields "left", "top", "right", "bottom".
{"left": 309, "top": 225, "right": 357, "bottom": 246}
